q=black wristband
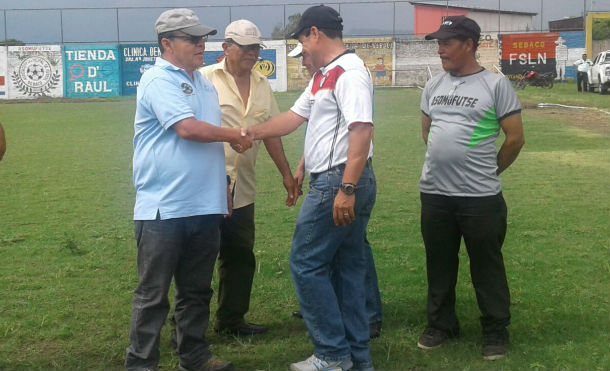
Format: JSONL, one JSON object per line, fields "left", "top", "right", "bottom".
{"left": 226, "top": 175, "right": 231, "bottom": 185}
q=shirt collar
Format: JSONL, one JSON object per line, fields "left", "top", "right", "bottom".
{"left": 155, "top": 57, "right": 182, "bottom": 71}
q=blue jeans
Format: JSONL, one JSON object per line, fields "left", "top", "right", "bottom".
{"left": 291, "top": 162, "right": 376, "bottom": 370}
{"left": 125, "top": 214, "right": 222, "bottom": 371}
{"left": 363, "top": 236, "right": 382, "bottom": 325}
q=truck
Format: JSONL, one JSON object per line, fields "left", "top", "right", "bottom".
{"left": 587, "top": 50, "right": 610, "bottom": 94}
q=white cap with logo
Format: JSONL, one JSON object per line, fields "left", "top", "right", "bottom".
{"left": 288, "top": 43, "right": 303, "bottom": 58}
{"left": 225, "top": 19, "right": 264, "bottom": 46}
{"left": 155, "top": 8, "right": 217, "bottom": 37}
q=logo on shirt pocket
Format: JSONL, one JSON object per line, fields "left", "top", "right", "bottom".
{"left": 181, "top": 83, "right": 193, "bottom": 95}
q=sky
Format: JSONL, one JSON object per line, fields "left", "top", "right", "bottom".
{"left": 0, "top": 0, "right": 607, "bottom": 43}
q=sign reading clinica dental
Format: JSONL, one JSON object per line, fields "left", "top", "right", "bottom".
{"left": 120, "top": 44, "right": 160, "bottom": 95}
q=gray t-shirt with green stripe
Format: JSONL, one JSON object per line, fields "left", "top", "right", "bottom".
{"left": 420, "top": 69, "right": 521, "bottom": 196}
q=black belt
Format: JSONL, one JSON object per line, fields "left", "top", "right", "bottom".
{"left": 311, "top": 158, "right": 373, "bottom": 179}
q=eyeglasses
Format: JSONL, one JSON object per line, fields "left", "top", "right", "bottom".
{"left": 232, "top": 42, "right": 262, "bottom": 52}
{"left": 169, "top": 35, "right": 207, "bottom": 44}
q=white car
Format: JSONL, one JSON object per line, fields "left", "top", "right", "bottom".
{"left": 587, "top": 50, "right": 610, "bottom": 94}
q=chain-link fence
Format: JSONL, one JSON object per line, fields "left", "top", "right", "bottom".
{"left": 0, "top": 0, "right": 602, "bottom": 45}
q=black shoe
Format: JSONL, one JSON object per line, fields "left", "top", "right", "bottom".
{"left": 179, "top": 356, "right": 234, "bottom": 371}
{"left": 369, "top": 321, "right": 382, "bottom": 339}
{"left": 292, "top": 310, "right": 303, "bottom": 319}
{"left": 417, "top": 327, "right": 458, "bottom": 349}
{"left": 215, "top": 322, "right": 268, "bottom": 335}
{"left": 482, "top": 329, "right": 509, "bottom": 360}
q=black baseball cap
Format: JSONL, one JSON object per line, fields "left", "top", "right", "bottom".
{"left": 425, "top": 16, "right": 480, "bottom": 41}
{"left": 289, "top": 5, "right": 343, "bottom": 39}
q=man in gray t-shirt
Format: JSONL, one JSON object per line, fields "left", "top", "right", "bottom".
{"left": 416, "top": 16, "right": 524, "bottom": 361}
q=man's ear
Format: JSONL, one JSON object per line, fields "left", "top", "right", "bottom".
{"left": 309, "top": 26, "right": 321, "bottom": 41}
{"left": 161, "top": 38, "right": 172, "bottom": 53}
{"left": 464, "top": 38, "right": 474, "bottom": 53}
{"left": 222, "top": 42, "right": 231, "bottom": 54}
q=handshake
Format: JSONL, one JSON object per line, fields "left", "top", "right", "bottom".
{"left": 230, "top": 127, "right": 255, "bottom": 153}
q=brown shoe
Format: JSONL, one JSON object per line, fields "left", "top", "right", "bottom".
{"left": 179, "top": 356, "right": 234, "bottom": 371}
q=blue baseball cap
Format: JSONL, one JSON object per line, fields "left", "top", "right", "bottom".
{"left": 289, "top": 5, "right": 343, "bottom": 39}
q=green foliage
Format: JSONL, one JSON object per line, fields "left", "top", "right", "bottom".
{"left": 271, "top": 13, "right": 301, "bottom": 39}
{"left": 0, "top": 87, "right": 607, "bottom": 370}
{"left": 0, "top": 38, "right": 25, "bottom": 46}
{"left": 592, "top": 18, "right": 610, "bottom": 40}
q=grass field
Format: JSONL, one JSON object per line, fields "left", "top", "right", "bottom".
{"left": 0, "top": 83, "right": 608, "bottom": 371}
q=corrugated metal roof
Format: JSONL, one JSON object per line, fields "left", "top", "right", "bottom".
{"left": 408, "top": 1, "right": 538, "bottom": 16}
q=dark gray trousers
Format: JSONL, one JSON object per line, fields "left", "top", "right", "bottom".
{"left": 125, "top": 214, "right": 222, "bottom": 371}
{"left": 420, "top": 192, "right": 510, "bottom": 335}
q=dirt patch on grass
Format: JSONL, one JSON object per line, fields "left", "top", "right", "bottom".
{"left": 523, "top": 107, "right": 610, "bottom": 135}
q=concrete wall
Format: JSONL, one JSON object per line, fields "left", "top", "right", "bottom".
{"left": 394, "top": 39, "right": 442, "bottom": 87}
{"left": 477, "top": 33, "right": 500, "bottom": 72}
{"left": 593, "top": 39, "right": 610, "bottom": 57}
{"left": 469, "top": 12, "right": 534, "bottom": 33}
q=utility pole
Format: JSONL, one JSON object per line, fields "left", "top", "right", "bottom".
{"left": 540, "top": 0, "right": 543, "bottom": 31}
{"left": 583, "top": 0, "right": 587, "bottom": 19}
{"left": 498, "top": 0, "right": 502, "bottom": 33}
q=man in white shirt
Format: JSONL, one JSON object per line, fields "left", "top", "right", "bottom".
{"left": 289, "top": 42, "right": 383, "bottom": 340}
{"left": 574, "top": 53, "right": 592, "bottom": 92}
{"left": 248, "top": 6, "right": 376, "bottom": 371}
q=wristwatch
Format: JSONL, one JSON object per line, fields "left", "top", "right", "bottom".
{"left": 226, "top": 175, "right": 232, "bottom": 186}
{"left": 339, "top": 183, "right": 357, "bottom": 195}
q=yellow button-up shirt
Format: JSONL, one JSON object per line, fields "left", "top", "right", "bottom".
{"left": 199, "top": 59, "right": 280, "bottom": 209}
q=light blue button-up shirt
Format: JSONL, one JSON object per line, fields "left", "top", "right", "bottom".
{"left": 132, "top": 57, "right": 226, "bottom": 220}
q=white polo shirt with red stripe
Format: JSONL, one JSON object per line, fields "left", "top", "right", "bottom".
{"left": 290, "top": 50, "right": 374, "bottom": 174}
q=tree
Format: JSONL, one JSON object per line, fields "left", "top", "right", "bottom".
{"left": 592, "top": 18, "right": 610, "bottom": 40}
{"left": 271, "top": 13, "right": 301, "bottom": 40}
{"left": 0, "top": 39, "right": 25, "bottom": 46}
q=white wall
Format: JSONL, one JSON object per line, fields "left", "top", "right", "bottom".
{"left": 469, "top": 12, "right": 534, "bottom": 33}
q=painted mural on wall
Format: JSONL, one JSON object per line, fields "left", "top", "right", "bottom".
{"left": 286, "top": 38, "right": 393, "bottom": 91}
{"left": 0, "top": 47, "right": 7, "bottom": 99}
{"left": 500, "top": 32, "right": 559, "bottom": 80}
{"left": 120, "top": 44, "right": 160, "bottom": 95}
{"left": 560, "top": 31, "right": 586, "bottom": 80}
{"left": 8, "top": 45, "right": 63, "bottom": 99}
{"left": 63, "top": 44, "right": 121, "bottom": 98}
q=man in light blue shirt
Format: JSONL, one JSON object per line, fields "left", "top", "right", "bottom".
{"left": 125, "top": 8, "right": 251, "bottom": 371}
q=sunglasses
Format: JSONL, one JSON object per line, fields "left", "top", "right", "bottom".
{"left": 169, "top": 35, "right": 207, "bottom": 44}
{"left": 232, "top": 42, "right": 262, "bottom": 52}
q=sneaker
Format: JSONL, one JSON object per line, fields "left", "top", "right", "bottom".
{"left": 482, "top": 329, "right": 509, "bottom": 361}
{"left": 179, "top": 356, "right": 234, "bottom": 371}
{"left": 417, "top": 327, "right": 455, "bottom": 349}
{"left": 289, "top": 354, "right": 353, "bottom": 371}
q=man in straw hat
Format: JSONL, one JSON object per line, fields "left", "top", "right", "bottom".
{"left": 200, "top": 19, "right": 297, "bottom": 337}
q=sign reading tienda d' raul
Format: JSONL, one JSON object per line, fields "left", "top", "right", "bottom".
{"left": 120, "top": 44, "right": 160, "bottom": 96}
{"left": 63, "top": 44, "right": 121, "bottom": 98}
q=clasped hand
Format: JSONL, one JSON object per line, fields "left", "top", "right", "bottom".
{"left": 230, "top": 128, "right": 254, "bottom": 153}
